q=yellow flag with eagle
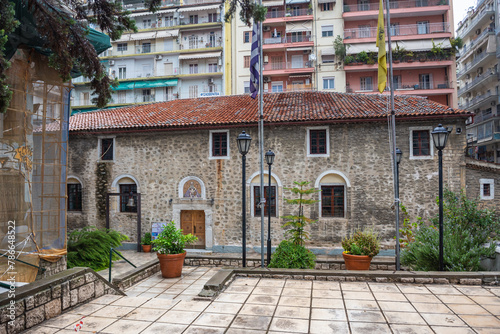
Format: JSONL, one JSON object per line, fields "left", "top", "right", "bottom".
{"left": 376, "top": 0, "right": 387, "bottom": 93}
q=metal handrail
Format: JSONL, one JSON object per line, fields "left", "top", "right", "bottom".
{"left": 0, "top": 252, "right": 45, "bottom": 271}
{"left": 109, "top": 248, "right": 137, "bottom": 282}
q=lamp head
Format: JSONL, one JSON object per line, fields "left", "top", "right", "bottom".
{"left": 237, "top": 131, "right": 252, "bottom": 155}
{"left": 431, "top": 124, "right": 449, "bottom": 151}
{"left": 265, "top": 149, "right": 275, "bottom": 165}
{"left": 396, "top": 147, "right": 402, "bottom": 164}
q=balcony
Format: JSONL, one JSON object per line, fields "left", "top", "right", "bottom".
{"left": 347, "top": 81, "right": 452, "bottom": 94}
{"left": 263, "top": 61, "right": 314, "bottom": 75}
{"left": 457, "top": 4, "right": 495, "bottom": 39}
{"left": 457, "top": 50, "right": 496, "bottom": 79}
{"left": 183, "top": 0, "right": 222, "bottom": 4}
{"left": 343, "top": 0, "right": 448, "bottom": 13}
{"left": 344, "top": 22, "right": 450, "bottom": 41}
{"left": 137, "top": 94, "right": 156, "bottom": 103}
{"left": 458, "top": 27, "right": 494, "bottom": 59}
{"left": 458, "top": 71, "right": 499, "bottom": 96}
{"left": 263, "top": 83, "right": 314, "bottom": 93}
{"left": 119, "top": 0, "right": 180, "bottom": 11}
{"left": 458, "top": 92, "right": 498, "bottom": 110}
{"left": 263, "top": 35, "right": 313, "bottom": 46}
{"left": 179, "top": 37, "right": 222, "bottom": 50}
{"left": 265, "top": 8, "right": 313, "bottom": 20}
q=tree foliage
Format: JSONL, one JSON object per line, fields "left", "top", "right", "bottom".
{"left": 281, "top": 181, "right": 319, "bottom": 246}
{"left": 0, "top": 0, "right": 19, "bottom": 114}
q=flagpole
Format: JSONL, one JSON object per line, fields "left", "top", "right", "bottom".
{"left": 258, "top": 6, "right": 265, "bottom": 268}
{"left": 384, "top": 0, "right": 400, "bottom": 271}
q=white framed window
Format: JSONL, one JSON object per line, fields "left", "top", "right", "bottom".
{"left": 118, "top": 66, "right": 126, "bottom": 79}
{"left": 323, "top": 77, "right": 335, "bottom": 90}
{"left": 98, "top": 137, "right": 115, "bottom": 162}
{"left": 321, "top": 3, "right": 333, "bottom": 11}
{"left": 315, "top": 170, "right": 351, "bottom": 219}
{"left": 480, "top": 179, "right": 495, "bottom": 200}
{"left": 244, "top": 81, "right": 250, "bottom": 93}
{"left": 189, "top": 85, "right": 199, "bottom": 98}
{"left": 117, "top": 43, "right": 127, "bottom": 52}
{"left": 306, "top": 126, "right": 330, "bottom": 157}
{"left": 208, "top": 63, "right": 218, "bottom": 73}
{"left": 322, "top": 55, "right": 335, "bottom": 63}
{"left": 209, "top": 129, "right": 230, "bottom": 160}
{"left": 321, "top": 25, "right": 334, "bottom": 37}
{"left": 117, "top": 91, "right": 126, "bottom": 104}
{"left": 360, "top": 77, "right": 373, "bottom": 91}
{"left": 409, "top": 126, "right": 434, "bottom": 160}
{"left": 271, "top": 81, "right": 283, "bottom": 93}
{"left": 248, "top": 171, "right": 282, "bottom": 218}
{"left": 189, "top": 63, "right": 199, "bottom": 74}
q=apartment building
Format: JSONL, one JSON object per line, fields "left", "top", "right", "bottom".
{"left": 72, "top": 0, "right": 228, "bottom": 113}
{"left": 457, "top": 0, "right": 500, "bottom": 163}
{"left": 342, "top": 0, "right": 456, "bottom": 107}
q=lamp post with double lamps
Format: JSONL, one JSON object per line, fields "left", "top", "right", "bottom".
{"left": 395, "top": 147, "right": 402, "bottom": 270}
{"left": 237, "top": 131, "right": 252, "bottom": 267}
{"left": 265, "top": 149, "right": 275, "bottom": 265}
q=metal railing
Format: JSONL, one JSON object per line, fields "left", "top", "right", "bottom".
{"left": 458, "top": 28, "right": 494, "bottom": 58}
{"left": 459, "top": 92, "right": 497, "bottom": 110}
{"left": 347, "top": 81, "right": 451, "bottom": 92}
{"left": 263, "top": 35, "right": 313, "bottom": 45}
{"left": 183, "top": 0, "right": 222, "bottom": 4}
{"left": 265, "top": 8, "right": 312, "bottom": 19}
{"left": 457, "top": 50, "right": 495, "bottom": 78}
{"left": 474, "top": 111, "right": 496, "bottom": 123}
{"left": 108, "top": 248, "right": 136, "bottom": 282}
{"left": 458, "top": 71, "right": 499, "bottom": 95}
{"left": 263, "top": 61, "right": 313, "bottom": 71}
{"left": 458, "top": 4, "right": 495, "bottom": 39}
{"left": 343, "top": 0, "right": 448, "bottom": 13}
{"left": 344, "top": 22, "right": 450, "bottom": 39}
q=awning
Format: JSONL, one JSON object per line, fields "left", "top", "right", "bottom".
{"left": 286, "top": 0, "right": 310, "bottom": 4}
{"left": 156, "top": 29, "right": 179, "bottom": 38}
{"left": 486, "top": 35, "right": 496, "bottom": 53}
{"left": 318, "top": 0, "right": 335, "bottom": 3}
{"left": 286, "top": 22, "right": 312, "bottom": 32}
{"left": 113, "top": 79, "right": 178, "bottom": 90}
{"left": 321, "top": 48, "right": 335, "bottom": 56}
{"left": 347, "top": 39, "right": 452, "bottom": 54}
{"left": 178, "top": 5, "right": 220, "bottom": 12}
{"left": 116, "top": 31, "right": 157, "bottom": 42}
{"left": 179, "top": 51, "right": 221, "bottom": 60}
{"left": 263, "top": 1, "right": 284, "bottom": 6}
{"left": 288, "top": 47, "right": 312, "bottom": 51}
{"left": 289, "top": 74, "right": 311, "bottom": 78}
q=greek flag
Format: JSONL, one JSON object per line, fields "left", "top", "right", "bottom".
{"left": 250, "top": 22, "right": 260, "bottom": 99}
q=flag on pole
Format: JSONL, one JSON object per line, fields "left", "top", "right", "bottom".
{"left": 250, "top": 22, "right": 260, "bottom": 99}
{"left": 376, "top": 0, "right": 387, "bottom": 93}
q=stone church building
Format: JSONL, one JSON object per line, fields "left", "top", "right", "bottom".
{"left": 67, "top": 91, "right": 474, "bottom": 253}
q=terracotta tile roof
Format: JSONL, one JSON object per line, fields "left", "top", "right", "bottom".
{"left": 69, "top": 91, "right": 470, "bottom": 132}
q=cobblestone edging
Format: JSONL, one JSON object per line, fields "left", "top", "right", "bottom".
{"left": 0, "top": 267, "right": 124, "bottom": 334}
{"left": 199, "top": 268, "right": 500, "bottom": 298}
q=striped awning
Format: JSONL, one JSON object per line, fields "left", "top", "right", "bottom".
{"left": 263, "top": 0, "right": 284, "bottom": 6}
{"left": 116, "top": 31, "right": 157, "bottom": 42}
{"left": 178, "top": 51, "right": 221, "bottom": 60}
{"left": 318, "top": 0, "right": 335, "bottom": 3}
{"left": 156, "top": 29, "right": 179, "bottom": 38}
{"left": 286, "top": 22, "right": 312, "bottom": 32}
{"left": 178, "top": 5, "right": 220, "bottom": 12}
{"left": 321, "top": 48, "right": 335, "bottom": 56}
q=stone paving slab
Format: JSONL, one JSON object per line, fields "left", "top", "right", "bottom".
{"left": 25, "top": 266, "right": 500, "bottom": 333}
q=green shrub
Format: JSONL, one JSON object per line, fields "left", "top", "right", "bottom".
{"left": 344, "top": 55, "right": 355, "bottom": 64}
{"left": 341, "top": 228, "right": 380, "bottom": 257}
{"left": 401, "top": 189, "right": 500, "bottom": 271}
{"left": 141, "top": 232, "right": 152, "bottom": 245}
{"left": 67, "top": 227, "right": 129, "bottom": 271}
{"left": 152, "top": 221, "right": 197, "bottom": 254}
{"left": 268, "top": 240, "right": 316, "bottom": 269}
{"left": 355, "top": 51, "right": 369, "bottom": 63}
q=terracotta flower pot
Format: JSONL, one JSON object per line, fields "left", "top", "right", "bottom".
{"left": 342, "top": 252, "right": 372, "bottom": 270}
{"left": 157, "top": 252, "right": 186, "bottom": 278}
{"left": 142, "top": 244, "right": 152, "bottom": 253}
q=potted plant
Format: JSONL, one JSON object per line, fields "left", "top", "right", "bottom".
{"left": 344, "top": 55, "right": 355, "bottom": 65}
{"left": 141, "top": 232, "right": 152, "bottom": 253}
{"left": 151, "top": 221, "right": 197, "bottom": 278}
{"left": 341, "top": 228, "right": 380, "bottom": 270}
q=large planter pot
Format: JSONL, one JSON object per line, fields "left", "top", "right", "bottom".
{"left": 157, "top": 252, "right": 186, "bottom": 278}
{"left": 142, "top": 244, "right": 152, "bottom": 253}
{"left": 342, "top": 252, "right": 372, "bottom": 270}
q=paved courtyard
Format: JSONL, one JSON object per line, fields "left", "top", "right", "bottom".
{"left": 25, "top": 266, "right": 500, "bottom": 334}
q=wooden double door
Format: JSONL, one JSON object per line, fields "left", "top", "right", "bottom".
{"left": 180, "top": 210, "right": 205, "bottom": 249}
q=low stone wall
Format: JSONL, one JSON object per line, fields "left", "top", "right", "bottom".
{"left": 35, "top": 256, "right": 67, "bottom": 281}
{"left": 184, "top": 255, "right": 395, "bottom": 271}
{"left": 0, "top": 267, "right": 124, "bottom": 334}
{"left": 112, "top": 259, "right": 161, "bottom": 291}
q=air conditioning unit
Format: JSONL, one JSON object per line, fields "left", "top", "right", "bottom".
{"left": 263, "top": 26, "right": 271, "bottom": 32}
{"left": 263, "top": 55, "right": 269, "bottom": 63}
{"left": 209, "top": 78, "right": 214, "bottom": 84}
{"left": 155, "top": 55, "right": 163, "bottom": 60}
{"left": 263, "top": 76, "right": 271, "bottom": 83}
{"left": 179, "top": 14, "right": 184, "bottom": 19}
{"left": 109, "top": 60, "right": 115, "bottom": 66}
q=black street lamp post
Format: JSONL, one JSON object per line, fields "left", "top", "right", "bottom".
{"left": 265, "top": 149, "right": 275, "bottom": 265}
{"left": 237, "top": 131, "right": 252, "bottom": 268}
{"left": 395, "top": 147, "right": 402, "bottom": 270}
{"left": 431, "top": 124, "right": 449, "bottom": 271}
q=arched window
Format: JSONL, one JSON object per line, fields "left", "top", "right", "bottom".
{"left": 67, "top": 177, "right": 83, "bottom": 212}
{"left": 248, "top": 172, "right": 282, "bottom": 217}
{"left": 112, "top": 175, "right": 140, "bottom": 213}
{"left": 315, "top": 170, "right": 350, "bottom": 218}
{"left": 178, "top": 176, "right": 206, "bottom": 199}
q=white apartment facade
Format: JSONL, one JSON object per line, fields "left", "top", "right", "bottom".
{"left": 72, "top": 0, "right": 227, "bottom": 113}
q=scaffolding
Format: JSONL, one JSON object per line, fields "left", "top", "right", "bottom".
{"left": 0, "top": 49, "right": 70, "bottom": 283}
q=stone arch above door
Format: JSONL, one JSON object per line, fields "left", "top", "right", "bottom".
{"left": 178, "top": 176, "right": 206, "bottom": 199}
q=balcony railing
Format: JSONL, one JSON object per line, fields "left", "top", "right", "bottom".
{"left": 135, "top": 45, "right": 156, "bottom": 54}
{"left": 263, "top": 61, "right": 313, "bottom": 71}
{"left": 459, "top": 92, "right": 497, "bottom": 109}
{"left": 136, "top": 94, "right": 156, "bottom": 103}
{"left": 265, "top": 8, "right": 312, "bottom": 19}
{"left": 458, "top": 28, "right": 494, "bottom": 58}
{"left": 343, "top": 0, "right": 448, "bottom": 13}
{"left": 120, "top": 0, "right": 180, "bottom": 11}
{"left": 344, "top": 22, "right": 450, "bottom": 39}
{"left": 457, "top": 50, "right": 495, "bottom": 78}
{"left": 263, "top": 35, "right": 313, "bottom": 45}
{"left": 458, "top": 4, "right": 495, "bottom": 39}
{"left": 458, "top": 71, "right": 499, "bottom": 96}
{"left": 347, "top": 81, "right": 451, "bottom": 92}
{"left": 474, "top": 111, "right": 496, "bottom": 123}
{"left": 183, "top": 0, "right": 222, "bottom": 4}
{"left": 264, "top": 84, "right": 314, "bottom": 93}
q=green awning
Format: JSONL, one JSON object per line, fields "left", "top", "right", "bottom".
{"left": 113, "top": 79, "right": 178, "bottom": 90}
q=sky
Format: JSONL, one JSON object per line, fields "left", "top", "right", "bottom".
{"left": 453, "top": 0, "right": 476, "bottom": 32}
